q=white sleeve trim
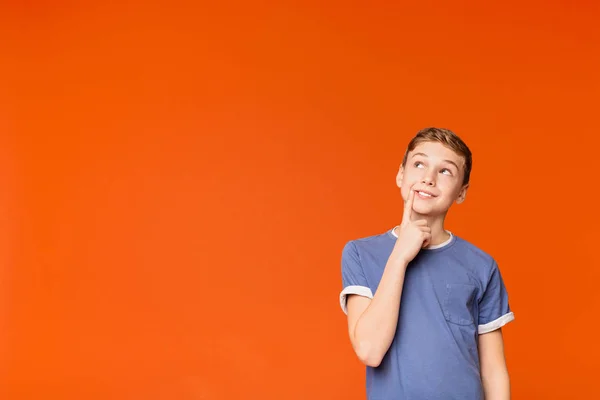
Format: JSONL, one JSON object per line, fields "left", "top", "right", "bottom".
{"left": 339, "top": 285, "right": 374, "bottom": 315}
{"left": 478, "top": 311, "right": 515, "bottom": 334}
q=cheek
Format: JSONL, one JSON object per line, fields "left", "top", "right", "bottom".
{"left": 399, "top": 176, "right": 417, "bottom": 198}
{"left": 400, "top": 170, "right": 418, "bottom": 187}
{"left": 439, "top": 181, "right": 462, "bottom": 200}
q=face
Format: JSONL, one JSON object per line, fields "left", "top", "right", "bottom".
{"left": 396, "top": 141, "right": 469, "bottom": 217}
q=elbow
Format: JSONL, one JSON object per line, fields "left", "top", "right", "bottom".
{"left": 357, "top": 350, "right": 383, "bottom": 368}
{"left": 361, "top": 355, "right": 383, "bottom": 368}
{"left": 355, "top": 341, "right": 384, "bottom": 368}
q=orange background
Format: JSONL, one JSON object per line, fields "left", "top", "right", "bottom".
{"left": 2, "top": 1, "right": 599, "bottom": 399}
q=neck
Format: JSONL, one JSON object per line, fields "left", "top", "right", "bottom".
{"left": 409, "top": 212, "right": 450, "bottom": 246}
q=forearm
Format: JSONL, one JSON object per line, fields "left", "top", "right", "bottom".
{"left": 482, "top": 367, "right": 510, "bottom": 400}
{"left": 353, "top": 254, "right": 408, "bottom": 366}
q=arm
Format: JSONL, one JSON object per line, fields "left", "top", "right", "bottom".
{"left": 345, "top": 188, "right": 430, "bottom": 367}
{"left": 346, "top": 255, "right": 408, "bottom": 367}
{"left": 479, "top": 328, "right": 510, "bottom": 400}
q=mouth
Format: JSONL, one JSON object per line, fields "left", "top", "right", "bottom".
{"left": 416, "top": 190, "right": 436, "bottom": 199}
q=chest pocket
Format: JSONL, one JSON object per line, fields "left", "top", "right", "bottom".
{"left": 443, "top": 283, "right": 477, "bottom": 326}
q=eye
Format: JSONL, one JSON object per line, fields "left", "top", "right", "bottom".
{"left": 440, "top": 168, "right": 452, "bottom": 175}
{"left": 414, "top": 161, "right": 424, "bottom": 168}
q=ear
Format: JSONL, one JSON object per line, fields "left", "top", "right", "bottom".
{"left": 456, "top": 183, "right": 469, "bottom": 204}
{"left": 396, "top": 165, "right": 404, "bottom": 188}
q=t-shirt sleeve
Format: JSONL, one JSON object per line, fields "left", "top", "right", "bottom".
{"left": 478, "top": 261, "right": 515, "bottom": 334}
{"left": 339, "top": 241, "right": 374, "bottom": 315}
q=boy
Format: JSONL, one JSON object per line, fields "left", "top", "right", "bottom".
{"left": 339, "top": 127, "right": 514, "bottom": 399}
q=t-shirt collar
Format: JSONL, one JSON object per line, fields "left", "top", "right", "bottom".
{"left": 389, "top": 226, "right": 454, "bottom": 250}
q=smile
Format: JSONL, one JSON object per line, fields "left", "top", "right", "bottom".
{"left": 417, "top": 191, "right": 435, "bottom": 198}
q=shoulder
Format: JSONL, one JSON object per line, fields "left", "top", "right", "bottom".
{"left": 452, "top": 236, "right": 495, "bottom": 265}
{"left": 450, "top": 235, "right": 499, "bottom": 281}
{"left": 342, "top": 229, "right": 393, "bottom": 257}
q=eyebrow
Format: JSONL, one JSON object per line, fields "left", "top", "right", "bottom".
{"left": 411, "top": 152, "right": 460, "bottom": 170}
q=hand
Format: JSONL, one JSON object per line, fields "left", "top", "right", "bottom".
{"left": 393, "top": 187, "right": 432, "bottom": 264}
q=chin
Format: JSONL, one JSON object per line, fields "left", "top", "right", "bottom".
{"left": 413, "top": 204, "right": 445, "bottom": 217}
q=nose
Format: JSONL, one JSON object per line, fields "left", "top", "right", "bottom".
{"left": 422, "top": 174, "right": 435, "bottom": 186}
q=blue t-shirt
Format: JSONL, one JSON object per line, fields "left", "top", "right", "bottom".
{"left": 339, "top": 227, "right": 514, "bottom": 400}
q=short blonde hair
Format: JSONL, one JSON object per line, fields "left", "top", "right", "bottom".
{"left": 401, "top": 127, "right": 472, "bottom": 185}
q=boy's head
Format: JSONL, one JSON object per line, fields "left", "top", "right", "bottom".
{"left": 396, "top": 127, "right": 472, "bottom": 217}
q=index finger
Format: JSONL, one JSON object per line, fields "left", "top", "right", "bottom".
{"left": 403, "top": 185, "right": 416, "bottom": 222}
